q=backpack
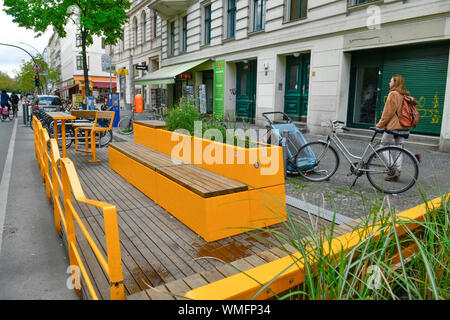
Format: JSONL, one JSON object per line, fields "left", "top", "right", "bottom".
{"left": 397, "top": 95, "right": 419, "bottom": 129}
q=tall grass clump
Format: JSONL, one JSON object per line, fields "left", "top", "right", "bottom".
{"left": 248, "top": 189, "right": 449, "bottom": 300}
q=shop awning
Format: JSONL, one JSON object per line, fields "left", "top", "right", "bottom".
{"left": 93, "top": 81, "right": 117, "bottom": 88}
{"left": 135, "top": 58, "right": 209, "bottom": 85}
{"left": 57, "top": 83, "right": 78, "bottom": 92}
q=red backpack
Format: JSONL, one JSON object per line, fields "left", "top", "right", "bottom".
{"left": 397, "top": 96, "right": 419, "bottom": 129}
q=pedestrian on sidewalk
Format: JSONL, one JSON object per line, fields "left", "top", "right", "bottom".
{"left": 376, "top": 74, "right": 411, "bottom": 181}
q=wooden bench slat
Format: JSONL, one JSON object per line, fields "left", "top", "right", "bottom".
{"left": 109, "top": 141, "right": 248, "bottom": 198}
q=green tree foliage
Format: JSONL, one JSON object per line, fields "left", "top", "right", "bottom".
{"left": 0, "top": 72, "right": 18, "bottom": 92}
{"left": 14, "top": 57, "right": 60, "bottom": 93}
{"left": 4, "top": 0, "right": 131, "bottom": 97}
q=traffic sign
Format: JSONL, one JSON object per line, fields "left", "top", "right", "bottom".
{"left": 32, "top": 61, "right": 42, "bottom": 71}
{"left": 101, "top": 54, "right": 111, "bottom": 69}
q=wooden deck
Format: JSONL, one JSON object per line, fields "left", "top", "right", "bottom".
{"left": 65, "top": 146, "right": 352, "bottom": 300}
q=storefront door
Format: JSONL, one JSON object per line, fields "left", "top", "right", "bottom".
{"left": 348, "top": 43, "right": 449, "bottom": 135}
{"left": 347, "top": 52, "right": 382, "bottom": 128}
{"left": 284, "top": 53, "right": 310, "bottom": 121}
{"left": 236, "top": 60, "right": 257, "bottom": 121}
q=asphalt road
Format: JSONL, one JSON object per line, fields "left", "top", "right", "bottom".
{"left": 0, "top": 108, "right": 78, "bottom": 300}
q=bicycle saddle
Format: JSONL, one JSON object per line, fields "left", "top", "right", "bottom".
{"left": 369, "top": 127, "right": 386, "bottom": 133}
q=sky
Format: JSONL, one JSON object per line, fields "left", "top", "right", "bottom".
{"left": 0, "top": 2, "right": 52, "bottom": 78}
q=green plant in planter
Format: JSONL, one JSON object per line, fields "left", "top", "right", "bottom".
{"left": 164, "top": 101, "right": 202, "bottom": 136}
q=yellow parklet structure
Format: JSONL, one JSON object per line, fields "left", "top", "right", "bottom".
{"left": 108, "top": 120, "right": 287, "bottom": 242}
{"left": 33, "top": 116, "right": 124, "bottom": 300}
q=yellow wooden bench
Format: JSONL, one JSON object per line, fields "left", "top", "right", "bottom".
{"left": 108, "top": 141, "right": 285, "bottom": 242}
{"left": 75, "top": 111, "right": 115, "bottom": 162}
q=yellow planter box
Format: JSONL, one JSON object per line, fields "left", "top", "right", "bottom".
{"left": 109, "top": 146, "right": 286, "bottom": 242}
{"left": 133, "top": 122, "right": 285, "bottom": 189}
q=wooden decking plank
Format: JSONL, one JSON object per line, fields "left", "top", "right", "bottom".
{"left": 126, "top": 290, "right": 150, "bottom": 300}
{"left": 242, "top": 254, "right": 268, "bottom": 268}
{"left": 165, "top": 279, "right": 192, "bottom": 300}
{"left": 256, "top": 250, "right": 281, "bottom": 263}
{"left": 199, "top": 268, "right": 226, "bottom": 284}
{"left": 82, "top": 215, "right": 143, "bottom": 296}
{"left": 134, "top": 206, "right": 218, "bottom": 271}
{"left": 183, "top": 273, "right": 209, "bottom": 290}
{"left": 115, "top": 210, "right": 172, "bottom": 286}
{"left": 144, "top": 284, "right": 175, "bottom": 300}
{"left": 117, "top": 208, "right": 192, "bottom": 281}
{"left": 72, "top": 151, "right": 132, "bottom": 212}
{"left": 126, "top": 206, "right": 209, "bottom": 275}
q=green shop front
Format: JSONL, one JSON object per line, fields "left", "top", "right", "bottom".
{"left": 347, "top": 42, "right": 449, "bottom": 135}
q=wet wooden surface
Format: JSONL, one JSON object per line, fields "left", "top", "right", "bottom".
{"left": 64, "top": 147, "right": 350, "bottom": 300}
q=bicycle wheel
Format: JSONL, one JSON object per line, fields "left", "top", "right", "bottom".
{"left": 365, "top": 145, "right": 419, "bottom": 194}
{"left": 117, "top": 117, "right": 133, "bottom": 134}
{"left": 294, "top": 141, "right": 340, "bottom": 182}
{"left": 99, "top": 130, "right": 113, "bottom": 147}
{"left": 8, "top": 110, "right": 14, "bottom": 120}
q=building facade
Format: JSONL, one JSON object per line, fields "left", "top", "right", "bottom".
{"left": 147, "top": 0, "right": 450, "bottom": 151}
{"left": 111, "top": 0, "right": 163, "bottom": 109}
{"left": 47, "top": 21, "right": 117, "bottom": 103}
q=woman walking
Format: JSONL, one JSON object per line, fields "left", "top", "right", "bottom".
{"left": 375, "top": 74, "right": 411, "bottom": 181}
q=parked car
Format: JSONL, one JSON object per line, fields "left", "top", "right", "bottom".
{"left": 33, "top": 95, "right": 62, "bottom": 112}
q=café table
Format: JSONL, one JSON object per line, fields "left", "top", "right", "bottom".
{"left": 45, "top": 112, "right": 76, "bottom": 158}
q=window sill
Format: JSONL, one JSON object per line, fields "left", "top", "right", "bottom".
{"left": 282, "top": 16, "right": 308, "bottom": 26}
{"left": 248, "top": 29, "right": 265, "bottom": 37}
{"left": 222, "top": 37, "right": 235, "bottom": 44}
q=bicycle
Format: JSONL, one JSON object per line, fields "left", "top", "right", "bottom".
{"left": 1, "top": 105, "right": 14, "bottom": 121}
{"left": 292, "top": 120, "right": 419, "bottom": 194}
{"left": 117, "top": 108, "right": 135, "bottom": 135}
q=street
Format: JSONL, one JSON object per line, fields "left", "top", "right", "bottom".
{"left": 0, "top": 107, "right": 78, "bottom": 299}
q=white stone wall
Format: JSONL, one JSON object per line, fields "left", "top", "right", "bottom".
{"left": 152, "top": 0, "right": 450, "bottom": 147}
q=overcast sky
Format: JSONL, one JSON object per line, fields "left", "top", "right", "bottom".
{"left": 0, "top": 3, "right": 52, "bottom": 78}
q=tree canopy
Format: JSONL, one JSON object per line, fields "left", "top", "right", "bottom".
{"left": 4, "top": 0, "right": 131, "bottom": 97}
{"left": 14, "top": 57, "right": 60, "bottom": 93}
{"left": 0, "top": 72, "right": 18, "bottom": 92}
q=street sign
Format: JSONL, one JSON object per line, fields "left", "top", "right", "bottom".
{"left": 135, "top": 64, "right": 148, "bottom": 71}
{"left": 118, "top": 68, "right": 128, "bottom": 75}
{"left": 39, "top": 72, "right": 48, "bottom": 76}
{"left": 32, "top": 61, "right": 42, "bottom": 71}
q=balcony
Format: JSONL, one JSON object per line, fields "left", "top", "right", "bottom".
{"left": 148, "top": 0, "right": 196, "bottom": 19}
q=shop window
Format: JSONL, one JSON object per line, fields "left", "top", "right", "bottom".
{"left": 290, "top": 0, "right": 308, "bottom": 21}
{"left": 204, "top": 4, "right": 211, "bottom": 45}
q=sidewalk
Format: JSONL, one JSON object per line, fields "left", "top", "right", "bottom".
{"left": 0, "top": 115, "right": 78, "bottom": 300}
{"left": 113, "top": 113, "right": 450, "bottom": 220}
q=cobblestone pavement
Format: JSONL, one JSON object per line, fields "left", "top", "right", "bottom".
{"left": 285, "top": 133, "right": 450, "bottom": 220}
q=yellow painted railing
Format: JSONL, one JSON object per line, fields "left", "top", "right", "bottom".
{"left": 32, "top": 116, "right": 124, "bottom": 300}
{"left": 185, "top": 195, "right": 446, "bottom": 300}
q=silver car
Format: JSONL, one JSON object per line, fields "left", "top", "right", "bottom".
{"left": 33, "top": 95, "right": 62, "bottom": 112}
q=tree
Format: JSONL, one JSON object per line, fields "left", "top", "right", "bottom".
{"left": 14, "top": 57, "right": 60, "bottom": 93}
{"left": 4, "top": 0, "right": 131, "bottom": 98}
{"left": 0, "top": 72, "right": 18, "bottom": 92}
